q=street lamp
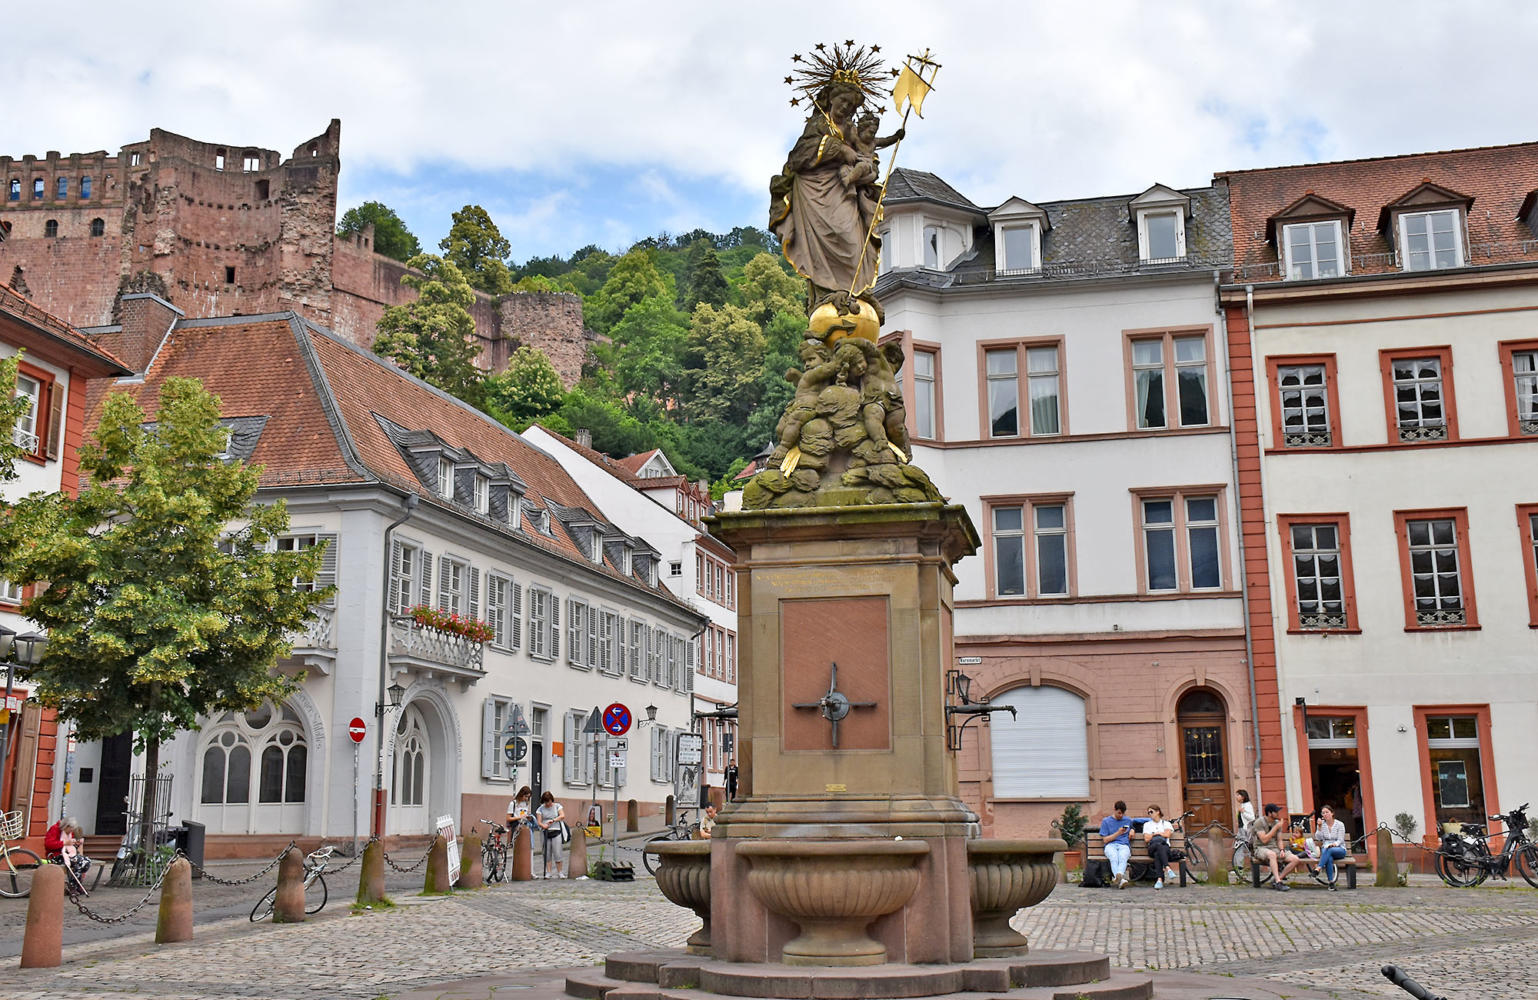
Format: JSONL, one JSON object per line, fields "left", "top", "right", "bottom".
{"left": 0, "top": 627, "right": 49, "bottom": 784}
{"left": 375, "top": 682, "right": 405, "bottom": 718}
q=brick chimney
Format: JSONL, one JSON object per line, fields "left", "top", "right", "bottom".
{"left": 114, "top": 293, "right": 183, "bottom": 374}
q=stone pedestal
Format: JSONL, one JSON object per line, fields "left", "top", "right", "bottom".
{"left": 707, "top": 503, "right": 979, "bottom": 966}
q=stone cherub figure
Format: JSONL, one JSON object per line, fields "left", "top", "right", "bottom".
{"left": 769, "top": 338, "right": 840, "bottom": 469}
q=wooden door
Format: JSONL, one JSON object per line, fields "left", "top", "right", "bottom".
{"left": 95, "top": 732, "right": 133, "bottom": 836}
{"left": 1178, "top": 689, "right": 1230, "bottom": 830}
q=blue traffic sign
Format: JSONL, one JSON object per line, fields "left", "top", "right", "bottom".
{"left": 603, "top": 703, "right": 632, "bottom": 736}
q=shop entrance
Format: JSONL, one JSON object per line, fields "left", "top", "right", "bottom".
{"left": 1305, "top": 715, "right": 1364, "bottom": 842}
{"left": 1177, "top": 688, "right": 1230, "bottom": 830}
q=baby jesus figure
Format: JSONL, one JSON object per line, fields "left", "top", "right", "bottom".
{"left": 840, "top": 111, "right": 903, "bottom": 221}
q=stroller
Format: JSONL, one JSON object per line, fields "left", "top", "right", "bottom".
{"left": 47, "top": 820, "right": 102, "bottom": 898}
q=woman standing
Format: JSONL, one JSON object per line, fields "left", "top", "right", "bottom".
{"left": 535, "top": 791, "right": 567, "bottom": 879}
{"left": 1313, "top": 804, "right": 1350, "bottom": 890}
{"left": 1236, "top": 789, "right": 1256, "bottom": 833}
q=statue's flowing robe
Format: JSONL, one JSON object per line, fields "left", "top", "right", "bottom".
{"left": 770, "top": 117, "right": 880, "bottom": 298}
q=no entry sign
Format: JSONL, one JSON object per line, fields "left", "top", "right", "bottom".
{"left": 603, "top": 703, "right": 632, "bottom": 736}
{"left": 348, "top": 717, "right": 367, "bottom": 744}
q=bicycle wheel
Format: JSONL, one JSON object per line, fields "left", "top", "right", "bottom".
{"left": 305, "top": 873, "right": 327, "bottom": 914}
{"left": 0, "top": 848, "right": 41, "bottom": 898}
{"left": 487, "top": 844, "right": 506, "bottom": 882}
{"left": 1516, "top": 844, "right": 1538, "bottom": 889}
{"left": 1232, "top": 842, "right": 1270, "bottom": 884}
{"left": 642, "top": 833, "right": 672, "bottom": 876}
{"left": 1438, "top": 850, "right": 1486, "bottom": 887}
{"left": 1183, "top": 841, "right": 1209, "bottom": 884}
{"left": 250, "top": 886, "right": 277, "bottom": 922}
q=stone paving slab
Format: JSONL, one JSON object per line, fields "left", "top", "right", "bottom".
{"left": 0, "top": 877, "right": 1533, "bottom": 999}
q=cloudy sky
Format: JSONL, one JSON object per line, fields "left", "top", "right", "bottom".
{"left": 6, "top": 1, "right": 1536, "bottom": 264}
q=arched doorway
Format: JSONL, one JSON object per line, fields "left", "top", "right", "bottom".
{"left": 390, "top": 704, "right": 431, "bottom": 835}
{"left": 1176, "top": 688, "right": 1230, "bottom": 830}
{"left": 195, "top": 701, "right": 309, "bottom": 834}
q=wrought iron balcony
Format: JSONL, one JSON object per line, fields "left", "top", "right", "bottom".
{"left": 388, "top": 616, "right": 486, "bottom": 680}
{"left": 282, "top": 605, "right": 337, "bottom": 674}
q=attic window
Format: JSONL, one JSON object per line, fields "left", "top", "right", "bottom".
{"left": 589, "top": 529, "right": 604, "bottom": 564}
{"left": 1283, "top": 221, "right": 1343, "bottom": 280}
{"left": 999, "top": 224, "right": 1039, "bottom": 273}
{"left": 923, "top": 225, "right": 940, "bottom": 269}
{"left": 1139, "top": 210, "right": 1184, "bottom": 262}
{"left": 1399, "top": 210, "right": 1463, "bottom": 271}
{"left": 474, "top": 475, "right": 490, "bottom": 515}
{"left": 436, "top": 457, "right": 453, "bottom": 497}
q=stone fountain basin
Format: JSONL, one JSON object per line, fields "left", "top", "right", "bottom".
{"left": 736, "top": 839, "right": 931, "bottom": 966}
{"left": 645, "top": 840, "right": 712, "bottom": 955}
{"left": 966, "top": 838, "right": 1065, "bottom": 958}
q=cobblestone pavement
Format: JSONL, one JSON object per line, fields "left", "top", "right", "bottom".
{"left": 0, "top": 870, "right": 1534, "bottom": 999}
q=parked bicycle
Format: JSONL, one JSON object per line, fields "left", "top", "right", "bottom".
{"left": 641, "top": 810, "right": 698, "bottom": 876}
{"left": 479, "top": 818, "right": 509, "bottom": 883}
{"left": 1434, "top": 802, "right": 1538, "bottom": 888}
{"left": 250, "top": 845, "right": 335, "bottom": 921}
{"left": 0, "top": 809, "right": 41, "bottom": 899}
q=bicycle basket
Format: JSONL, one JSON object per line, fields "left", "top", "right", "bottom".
{"left": 0, "top": 810, "right": 24, "bottom": 840}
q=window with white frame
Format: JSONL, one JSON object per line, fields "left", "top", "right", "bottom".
{"left": 990, "top": 500, "right": 1070, "bottom": 598}
{"left": 1026, "top": 345, "right": 1061, "bottom": 435}
{"left": 1391, "top": 357, "right": 1448, "bottom": 441}
{"left": 276, "top": 532, "right": 337, "bottom": 605}
{"left": 1131, "top": 333, "right": 1209, "bottom": 429}
{"left": 389, "top": 542, "right": 420, "bottom": 614}
{"left": 438, "top": 557, "right": 467, "bottom": 615}
{"left": 999, "top": 223, "right": 1039, "bottom": 273}
{"left": 1139, "top": 210, "right": 1184, "bottom": 262}
{"left": 923, "top": 225, "right": 940, "bottom": 269}
{"left": 726, "top": 632, "right": 736, "bottom": 683}
{"left": 0, "top": 579, "right": 22, "bottom": 604}
{"left": 913, "top": 349, "right": 936, "bottom": 438}
{"left": 878, "top": 228, "right": 892, "bottom": 272}
{"left": 985, "top": 349, "right": 1018, "bottom": 437}
{"left": 1511, "top": 350, "right": 1538, "bottom": 434}
{"left": 1140, "top": 494, "right": 1222, "bottom": 592}
{"left": 474, "top": 475, "right": 489, "bottom": 515}
{"left": 1277, "top": 364, "right": 1332, "bottom": 447}
{"left": 1283, "top": 221, "right": 1343, "bottom": 280}
{"left": 1405, "top": 518, "right": 1465, "bottom": 625}
{"left": 988, "top": 686, "right": 1090, "bottom": 798}
{"left": 1289, "top": 524, "right": 1346, "bottom": 629}
{"left": 436, "top": 457, "right": 453, "bottom": 497}
{"left": 650, "top": 725, "right": 674, "bottom": 782}
{"left": 13, "top": 373, "right": 41, "bottom": 453}
{"left": 1399, "top": 210, "right": 1463, "bottom": 271}
{"left": 528, "top": 587, "right": 551, "bottom": 658}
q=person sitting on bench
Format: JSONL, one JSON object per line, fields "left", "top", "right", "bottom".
{"left": 1253, "top": 802, "right": 1305, "bottom": 890}
{"left": 1312, "top": 803, "right": 1349, "bottom": 891}
{"left": 1141, "top": 805, "right": 1178, "bottom": 889}
{"left": 1099, "top": 800, "right": 1135, "bottom": 889}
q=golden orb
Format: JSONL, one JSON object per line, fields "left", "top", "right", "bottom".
{"left": 809, "top": 299, "right": 880, "bottom": 345}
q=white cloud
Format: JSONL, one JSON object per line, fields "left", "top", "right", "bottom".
{"left": 5, "top": 0, "right": 1537, "bottom": 252}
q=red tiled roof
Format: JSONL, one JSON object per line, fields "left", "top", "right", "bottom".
{"left": 616, "top": 449, "right": 661, "bottom": 475}
{"left": 1219, "top": 141, "right": 1538, "bottom": 280}
{"left": 0, "top": 284, "right": 132, "bottom": 375}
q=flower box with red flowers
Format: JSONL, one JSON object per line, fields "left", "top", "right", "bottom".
{"left": 407, "top": 605, "right": 494, "bottom": 645}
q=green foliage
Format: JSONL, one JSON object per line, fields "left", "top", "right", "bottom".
{"left": 485, "top": 347, "right": 565, "bottom": 427}
{"left": 685, "top": 304, "right": 766, "bottom": 424}
{"left": 1393, "top": 812, "right": 1419, "bottom": 842}
{"left": 336, "top": 201, "right": 421, "bottom": 263}
{"left": 373, "top": 255, "right": 486, "bottom": 409}
{"left": 0, "top": 376, "right": 327, "bottom": 755}
{"left": 708, "top": 457, "right": 750, "bottom": 500}
{"left": 1050, "top": 803, "right": 1089, "bottom": 850}
{"left": 0, "top": 355, "right": 34, "bottom": 482}
{"left": 557, "top": 387, "right": 657, "bottom": 458}
{"left": 681, "top": 240, "right": 729, "bottom": 311}
{"left": 587, "top": 249, "right": 673, "bottom": 336}
{"left": 602, "top": 294, "right": 689, "bottom": 403}
{"left": 738, "top": 252, "right": 806, "bottom": 325}
{"left": 439, "top": 205, "right": 514, "bottom": 296}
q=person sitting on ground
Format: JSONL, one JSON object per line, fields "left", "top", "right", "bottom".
{"left": 1141, "top": 805, "right": 1178, "bottom": 889}
{"left": 1252, "top": 802, "right": 1304, "bottom": 890}
{"left": 1099, "top": 800, "right": 1135, "bottom": 889}
{"left": 1312, "top": 803, "right": 1349, "bottom": 890}
{"left": 696, "top": 804, "right": 718, "bottom": 840}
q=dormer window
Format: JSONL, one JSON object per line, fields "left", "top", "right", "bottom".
{"left": 879, "top": 228, "right": 892, "bottom": 272}
{"left": 923, "top": 225, "right": 940, "bottom": 269}
{"left": 1129, "top": 184, "right": 1192, "bottom": 264}
{"left": 1400, "top": 210, "right": 1463, "bottom": 271}
{"left": 1283, "top": 221, "right": 1344, "bottom": 280}
{"left": 589, "top": 529, "right": 605, "bottom": 564}
{"left": 436, "top": 457, "right": 453, "bottom": 497}
{"left": 999, "top": 224, "right": 1039, "bottom": 273}
{"left": 474, "top": 475, "right": 489, "bottom": 514}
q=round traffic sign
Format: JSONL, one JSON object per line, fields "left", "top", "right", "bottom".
{"left": 348, "top": 717, "right": 367, "bottom": 744}
{"left": 502, "top": 735, "right": 528, "bottom": 764}
{"left": 602, "top": 703, "right": 632, "bottom": 736}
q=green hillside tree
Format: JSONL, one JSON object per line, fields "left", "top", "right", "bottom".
{"left": 336, "top": 201, "right": 422, "bottom": 263}
{"left": 439, "top": 205, "right": 514, "bottom": 295}
{"left": 739, "top": 251, "right": 806, "bottom": 325}
{"left": 686, "top": 303, "right": 766, "bottom": 423}
{"left": 587, "top": 249, "right": 672, "bottom": 335}
{"left": 373, "top": 254, "right": 486, "bottom": 408}
{"left": 0, "top": 378, "right": 328, "bottom": 862}
{"left": 605, "top": 294, "right": 689, "bottom": 403}
{"left": 682, "top": 240, "right": 730, "bottom": 311}
{"left": 486, "top": 347, "right": 566, "bottom": 429}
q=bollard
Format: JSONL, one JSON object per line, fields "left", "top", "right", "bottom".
{"left": 1375, "top": 828, "right": 1399, "bottom": 887}
{"left": 273, "top": 849, "right": 306, "bottom": 923}
{"left": 155, "top": 858, "right": 194, "bottom": 943}
{"left": 423, "top": 834, "right": 451, "bottom": 894}
{"left": 461, "top": 834, "right": 484, "bottom": 888}
{"left": 665, "top": 795, "right": 676, "bottom": 827}
{"left": 356, "top": 840, "right": 386, "bottom": 906}
{"left": 1205, "top": 828, "right": 1229, "bottom": 886}
{"left": 627, "top": 798, "right": 639, "bottom": 833}
{"left": 19, "top": 863, "right": 64, "bottom": 968}
{"left": 511, "top": 825, "right": 532, "bottom": 881}
{"left": 566, "top": 823, "right": 588, "bottom": 879}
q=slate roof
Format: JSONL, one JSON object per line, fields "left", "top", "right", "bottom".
{"left": 1219, "top": 140, "right": 1538, "bottom": 282}
{"left": 81, "top": 311, "right": 695, "bottom": 613}
{"left": 0, "top": 284, "right": 132, "bottom": 375}
{"left": 884, "top": 169, "right": 982, "bottom": 214}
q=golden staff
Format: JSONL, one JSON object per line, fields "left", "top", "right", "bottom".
{"left": 847, "top": 50, "right": 941, "bottom": 296}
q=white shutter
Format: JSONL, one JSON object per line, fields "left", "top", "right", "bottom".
{"left": 510, "top": 582, "right": 522, "bottom": 649}
{"left": 563, "top": 712, "right": 577, "bottom": 784}
{"left": 683, "top": 638, "right": 695, "bottom": 694}
{"left": 586, "top": 606, "right": 599, "bottom": 668}
{"left": 481, "top": 699, "right": 498, "bottom": 779}
{"left": 388, "top": 540, "right": 404, "bottom": 613}
{"left": 419, "top": 550, "right": 433, "bottom": 608}
{"left": 468, "top": 567, "right": 481, "bottom": 620}
{"left": 314, "top": 533, "right": 339, "bottom": 607}
{"left": 989, "top": 686, "right": 1090, "bottom": 799}
{"left": 438, "top": 555, "right": 452, "bottom": 611}
{"left": 650, "top": 727, "right": 662, "bottom": 781}
{"left": 549, "top": 595, "right": 560, "bottom": 660}
{"left": 567, "top": 600, "right": 582, "bottom": 665}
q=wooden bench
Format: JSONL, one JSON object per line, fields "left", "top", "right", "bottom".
{"left": 1249, "top": 850, "right": 1358, "bottom": 889}
{"left": 1084, "top": 829, "right": 1189, "bottom": 887}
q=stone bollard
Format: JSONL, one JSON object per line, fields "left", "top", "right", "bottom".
{"left": 511, "top": 825, "right": 532, "bottom": 881}
{"left": 1207, "top": 828, "right": 1229, "bottom": 886}
{"left": 155, "top": 858, "right": 194, "bottom": 943}
{"left": 566, "top": 824, "right": 587, "bottom": 879}
{"left": 1375, "top": 828, "right": 1399, "bottom": 887}
{"left": 423, "top": 834, "right": 451, "bottom": 894}
{"left": 273, "top": 849, "right": 307, "bottom": 923}
{"left": 665, "top": 795, "right": 675, "bottom": 827}
{"left": 461, "top": 834, "right": 484, "bottom": 888}
{"left": 355, "top": 840, "right": 386, "bottom": 906}
{"left": 627, "top": 799, "right": 639, "bottom": 833}
{"left": 19, "top": 863, "right": 64, "bottom": 968}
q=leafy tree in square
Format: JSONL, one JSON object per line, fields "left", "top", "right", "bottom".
{"left": 0, "top": 378, "right": 329, "bottom": 857}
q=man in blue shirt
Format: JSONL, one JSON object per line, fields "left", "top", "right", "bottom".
{"left": 1099, "top": 800, "right": 1135, "bottom": 888}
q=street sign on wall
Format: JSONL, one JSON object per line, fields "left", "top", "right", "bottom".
{"left": 348, "top": 717, "right": 367, "bottom": 744}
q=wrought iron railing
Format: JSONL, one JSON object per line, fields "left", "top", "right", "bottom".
{"left": 389, "top": 616, "right": 485, "bottom": 675}
{"left": 1416, "top": 607, "right": 1467, "bottom": 627}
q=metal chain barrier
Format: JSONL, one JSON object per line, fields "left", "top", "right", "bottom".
{"left": 382, "top": 840, "right": 434, "bottom": 874}
{"left": 67, "top": 857, "right": 175, "bottom": 925}
{"left": 182, "top": 841, "right": 298, "bottom": 886}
